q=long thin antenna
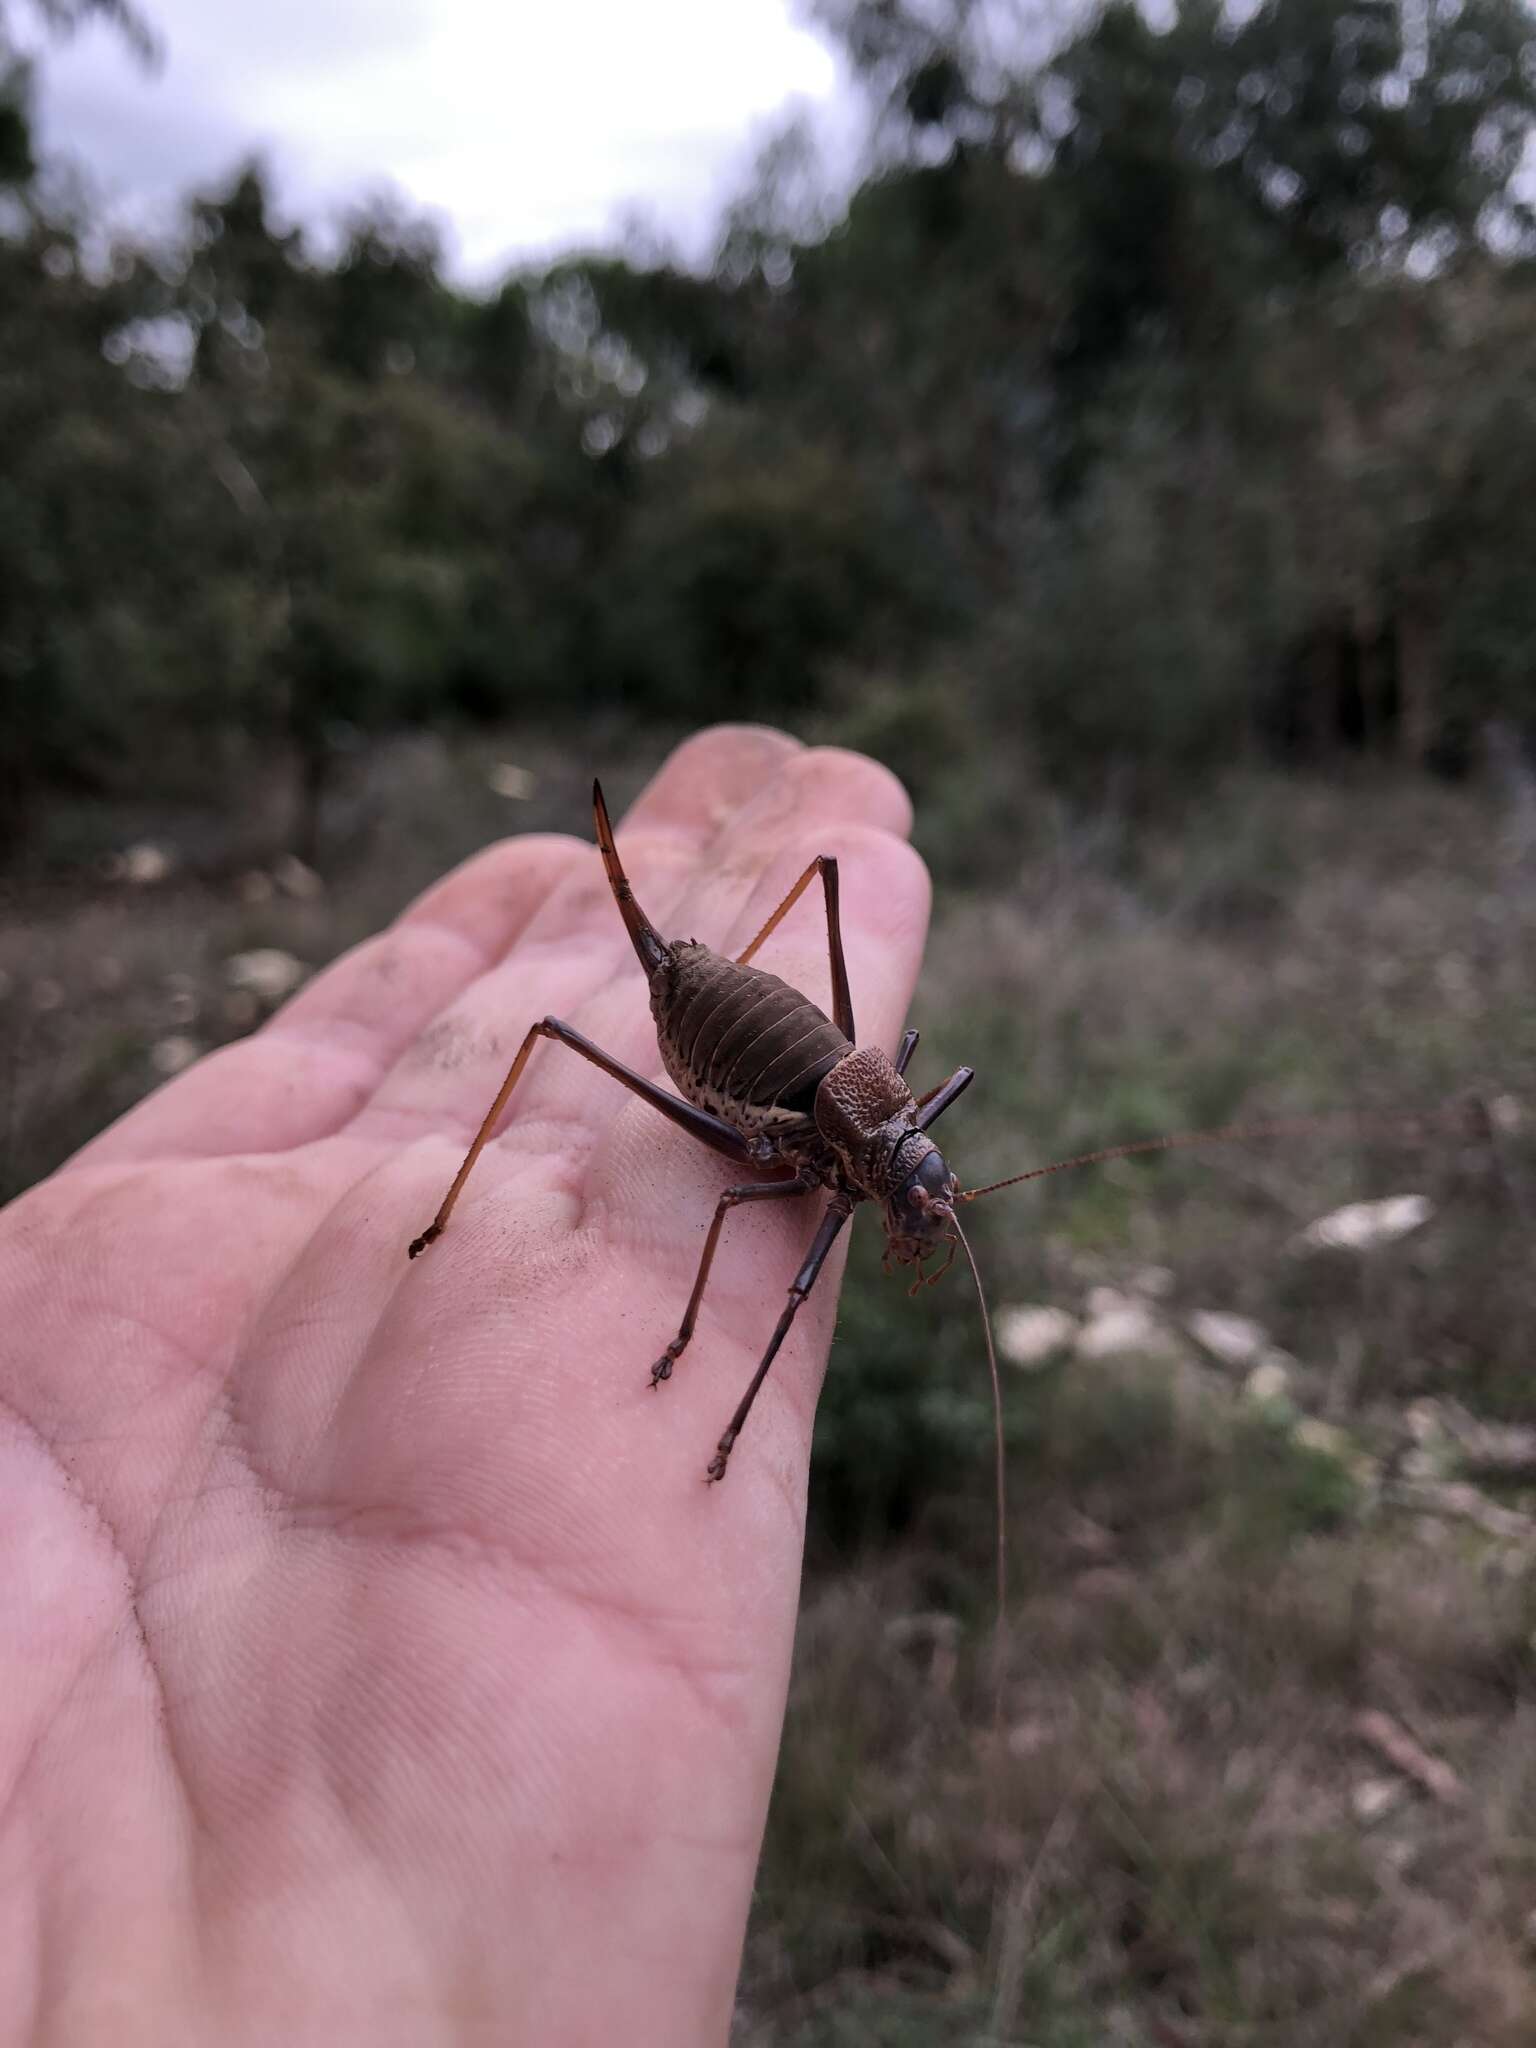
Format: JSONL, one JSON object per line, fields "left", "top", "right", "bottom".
{"left": 959, "top": 1105, "right": 1455, "bottom": 1204}
{"left": 951, "top": 1210, "right": 1005, "bottom": 1658}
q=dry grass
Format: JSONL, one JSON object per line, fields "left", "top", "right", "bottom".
{"left": 746, "top": 765, "right": 1536, "bottom": 2044}
{"left": 0, "top": 728, "right": 663, "bottom": 1202}
{"left": 3, "top": 745, "right": 1534, "bottom": 2041}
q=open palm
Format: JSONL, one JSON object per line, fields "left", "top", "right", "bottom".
{"left": 0, "top": 728, "right": 930, "bottom": 2047}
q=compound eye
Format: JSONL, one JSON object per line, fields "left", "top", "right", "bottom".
{"left": 891, "top": 1151, "right": 956, "bottom": 1242}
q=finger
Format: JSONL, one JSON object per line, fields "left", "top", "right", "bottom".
{"left": 618, "top": 724, "right": 806, "bottom": 840}
{"left": 347, "top": 734, "right": 814, "bottom": 1147}
{"left": 418, "top": 728, "right": 812, "bottom": 999}
{"left": 363, "top": 746, "right": 916, "bottom": 1167}
{"left": 65, "top": 729, "right": 812, "bottom": 1173}
{"left": 68, "top": 834, "right": 594, "bottom": 1172}
{"left": 545, "top": 743, "right": 917, "bottom": 1083}
{"left": 277, "top": 726, "right": 804, "bottom": 1106}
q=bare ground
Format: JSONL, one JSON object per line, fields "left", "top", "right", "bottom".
{"left": 3, "top": 740, "right": 1533, "bottom": 2044}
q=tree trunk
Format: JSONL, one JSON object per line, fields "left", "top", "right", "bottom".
{"left": 292, "top": 742, "right": 330, "bottom": 869}
{"left": 1396, "top": 596, "right": 1439, "bottom": 768}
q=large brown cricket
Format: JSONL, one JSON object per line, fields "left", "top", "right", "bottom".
{"left": 408, "top": 781, "right": 984, "bottom": 1487}
{"left": 406, "top": 780, "right": 1463, "bottom": 1619}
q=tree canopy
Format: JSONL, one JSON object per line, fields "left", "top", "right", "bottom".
{"left": 4, "top": 0, "right": 1536, "bottom": 857}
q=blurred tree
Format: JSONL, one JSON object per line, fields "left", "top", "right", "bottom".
{"left": 796, "top": 0, "right": 1536, "bottom": 775}
{"left": 5, "top": 0, "right": 1536, "bottom": 867}
{"left": 166, "top": 163, "right": 608, "bottom": 859}
{"left": 0, "top": 0, "right": 155, "bottom": 185}
{"left": 0, "top": 0, "right": 152, "bottom": 50}
{"left": 321, "top": 196, "right": 457, "bottom": 384}
{"left": 0, "top": 213, "right": 245, "bottom": 852}
{"left": 593, "top": 412, "right": 959, "bottom": 718}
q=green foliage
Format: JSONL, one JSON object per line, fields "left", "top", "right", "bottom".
{"left": 0, "top": 59, "right": 33, "bottom": 186}
{"left": 810, "top": 1223, "right": 995, "bottom": 1550}
{"left": 597, "top": 419, "right": 954, "bottom": 718}
{"left": 4, "top": 0, "right": 1536, "bottom": 857}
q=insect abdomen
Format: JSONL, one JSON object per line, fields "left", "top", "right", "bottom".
{"left": 653, "top": 943, "right": 850, "bottom": 1123}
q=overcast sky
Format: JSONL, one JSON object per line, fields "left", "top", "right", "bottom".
{"left": 29, "top": 0, "right": 860, "bottom": 281}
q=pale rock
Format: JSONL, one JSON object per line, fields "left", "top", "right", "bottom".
{"left": 1490, "top": 1094, "right": 1523, "bottom": 1136}
{"left": 1007, "top": 1717, "right": 1053, "bottom": 1759}
{"left": 1129, "top": 1264, "right": 1176, "bottom": 1299}
{"left": 1243, "top": 1358, "right": 1293, "bottom": 1408}
{"left": 1293, "top": 1418, "right": 1352, "bottom": 1463}
{"left": 151, "top": 1035, "right": 201, "bottom": 1076}
{"left": 1352, "top": 1778, "right": 1403, "bottom": 1824}
{"left": 1076, "top": 1301, "right": 1170, "bottom": 1361}
{"left": 996, "top": 1305, "right": 1078, "bottom": 1368}
{"left": 1187, "top": 1309, "right": 1270, "bottom": 1368}
{"left": 119, "top": 842, "right": 174, "bottom": 885}
{"left": 1400, "top": 1448, "right": 1444, "bottom": 1483}
{"left": 237, "top": 869, "right": 275, "bottom": 905}
{"left": 226, "top": 949, "right": 307, "bottom": 1002}
{"left": 1296, "top": 1194, "right": 1433, "bottom": 1253}
{"left": 1405, "top": 1399, "right": 1445, "bottom": 1445}
{"left": 488, "top": 762, "right": 537, "bottom": 800}
{"left": 273, "top": 854, "right": 323, "bottom": 899}
{"left": 1085, "top": 1284, "right": 1134, "bottom": 1319}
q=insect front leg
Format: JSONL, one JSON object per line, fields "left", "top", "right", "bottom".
{"left": 707, "top": 1193, "right": 856, "bottom": 1484}
{"left": 649, "top": 1171, "right": 816, "bottom": 1389}
{"left": 914, "top": 1066, "right": 974, "bottom": 1131}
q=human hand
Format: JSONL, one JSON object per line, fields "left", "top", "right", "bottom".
{"left": 0, "top": 727, "right": 929, "bottom": 2046}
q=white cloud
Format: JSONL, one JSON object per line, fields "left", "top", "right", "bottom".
{"left": 31, "top": 0, "right": 851, "bottom": 280}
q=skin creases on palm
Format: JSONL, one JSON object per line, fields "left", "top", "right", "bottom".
{"left": 0, "top": 725, "right": 930, "bottom": 2046}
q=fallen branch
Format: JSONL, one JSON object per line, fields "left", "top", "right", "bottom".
{"left": 1427, "top": 1397, "right": 1536, "bottom": 1481}
{"left": 1384, "top": 1478, "right": 1536, "bottom": 1545}
{"left": 1353, "top": 1709, "right": 1463, "bottom": 1805}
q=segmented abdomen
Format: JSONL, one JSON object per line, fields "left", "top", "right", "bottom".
{"left": 652, "top": 942, "right": 850, "bottom": 1128}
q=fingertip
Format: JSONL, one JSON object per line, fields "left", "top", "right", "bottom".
{"left": 734, "top": 820, "right": 930, "bottom": 966}
{"left": 794, "top": 747, "right": 915, "bottom": 842}
{"left": 723, "top": 747, "right": 915, "bottom": 857}
{"left": 619, "top": 726, "right": 804, "bottom": 840}
{"left": 397, "top": 834, "right": 592, "bottom": 954}
{"left": 712, "top": 821, "right": 931, "bottom": 1068}
{"left": 833, "top": 823, "right": 932, "bottom": 948}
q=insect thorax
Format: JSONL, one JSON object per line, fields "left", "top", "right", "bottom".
{"left": 813, "top": 1045, "right": 932, "bottom": 1201}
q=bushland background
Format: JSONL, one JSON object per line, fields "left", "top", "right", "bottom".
{"left": 4, "top": 2, "right": 1536, "bottom": 2039}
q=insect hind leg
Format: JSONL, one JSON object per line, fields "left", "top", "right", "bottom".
{"left": 735, "top": 855, "right": 855, "bottom": 1044}
{"left": 407, "top": 1017, "right": 758, "bottom": 1257}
